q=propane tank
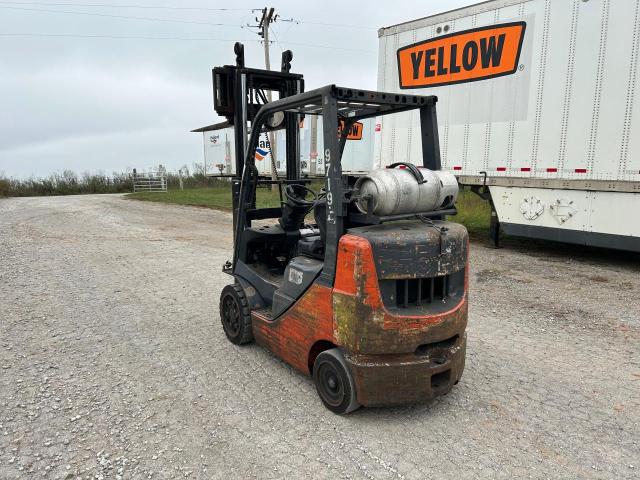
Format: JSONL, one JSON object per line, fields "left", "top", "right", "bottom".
{"left": 354, "top": 165, "right": 459, "bottom": 216}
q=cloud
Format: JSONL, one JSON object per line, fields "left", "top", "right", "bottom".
{"left": 2, "top": 63, "right": 205, "bottom": 141}
{"left": 1, "top": 126, "right": 202, "bottom": 178}
{"left": 0, "top": 61, "right": 212, "bottom": 176}
{"left": 0, "top": 0, "right": 476, "bottom": 178}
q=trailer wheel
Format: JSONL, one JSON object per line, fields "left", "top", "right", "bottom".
{"left": 219, "top": 284, "right": 253, "bottom": 345}
{"left": 313, "top": 349, "right": 360, "bottom": 414}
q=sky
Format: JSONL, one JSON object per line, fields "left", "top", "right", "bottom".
{"left": 0, "top": 0, "right": 478, "bottom": 178}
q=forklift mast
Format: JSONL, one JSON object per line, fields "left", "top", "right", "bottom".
{"left": 212, "top": 42, "right": 304, "bottom": 231}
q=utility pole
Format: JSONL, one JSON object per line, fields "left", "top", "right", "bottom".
{"left": 256, "top": 7, "right": 279, "bottom": 189}
{"left": 258, "top": 8, "right": 275, "bottom": 72}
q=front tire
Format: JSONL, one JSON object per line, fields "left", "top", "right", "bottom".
{"left": 313, "top": 349, "right": 360, "bottom": 414}
{"left": 219, "top": 284, "right": 253, "bottom": 345}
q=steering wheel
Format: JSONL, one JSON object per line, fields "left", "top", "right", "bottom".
{"left": 284, "top": 184, "right": 318, "bottom": 207}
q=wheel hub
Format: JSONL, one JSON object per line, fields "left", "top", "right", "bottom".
{"left": 222, "top": 295, "right": 241, "bottom": 336}
{"left": 317, "top": 363, "right": 344, "bottom": 407}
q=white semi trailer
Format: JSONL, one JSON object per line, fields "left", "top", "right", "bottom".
{"left": 194, "top": 117, "right": 375, "bottom": 177}
{"left": 375, "top": 0, "right": 640, "bottom": 251}
{"left": 194, "top": 124, "right": 283, "bottom": 177}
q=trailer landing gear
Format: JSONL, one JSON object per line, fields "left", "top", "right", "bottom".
{"left": 489, "top": 205, "right": 501, "bottom": 249}
{"left": 471, "top": 182, "right": 501, "bottom": 249}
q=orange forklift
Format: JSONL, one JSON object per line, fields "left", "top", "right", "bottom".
{"left": 214, "top": 44, "right": 468, "bottom": 414}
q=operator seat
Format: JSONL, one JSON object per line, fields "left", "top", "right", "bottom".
{"left": 293, "top": 198, "right": 327, "bottom": 260}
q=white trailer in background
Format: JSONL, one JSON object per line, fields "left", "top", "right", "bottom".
{"left": 193, "top": 123, "right": 280, "bottom": 177}
{"left": 376, "top": 0, "right": 640, "bottom": 251}
{"left": 193, "top": 117, "right": 375, "bottom": 177}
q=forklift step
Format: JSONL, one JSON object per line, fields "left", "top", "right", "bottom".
{"left": 252, "top": 308, "right": 273, "bottom": 321}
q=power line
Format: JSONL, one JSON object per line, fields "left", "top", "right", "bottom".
{"left": 0, "top": 1, "right": 249, "bottom": 10}
{"left": 270, "top": 22, "right": 286, "bottom": 53}
{"left": 278, "top": 39, "right": 375, "bottom": 54}
{"left": 280, "top": 18, "right": 376, "bottom": 30}
{"left": 0, "top": 5, "right": 378, "bottom": 33}
{"left": 0, "top": 32, "right": 376, "bottom": 53}
{"left": 0, "top": 5, "right": 247, "bottom": 27}
{"left": 0, "top": 4, "right": 378, "bottom": 36}
{"left": 269, "top": 20, "right": 375, "bottom": 55}
{"left": 0, "top": 32, "right": 253, "bottom": 41}
{"left": 0, "top": 3, "right": 377, "bottom": 53}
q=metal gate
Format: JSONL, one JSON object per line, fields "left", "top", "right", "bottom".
{"left": 132, "top": 166, "right": 167, "bottom": 192}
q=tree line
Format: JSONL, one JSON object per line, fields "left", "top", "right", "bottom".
{"left": 0, "top": 164, "right": 225, "bottom": 197}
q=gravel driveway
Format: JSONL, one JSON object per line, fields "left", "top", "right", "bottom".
{"left": 1, "top": 194, "right": 638, "bottom": 479}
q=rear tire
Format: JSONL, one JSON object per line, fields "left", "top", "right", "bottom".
{"left": 219, "top": 284, "right": 253, "bottom": 345}
{"left": 313, "top": 348, "right": 360, "bottom": 414}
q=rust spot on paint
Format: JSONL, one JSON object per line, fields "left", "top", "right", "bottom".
{"left": 252, "top": 284, "right": 334, "bottom": 374}
{"left": 333, "top": 234, "right": 468, "bottom": 355}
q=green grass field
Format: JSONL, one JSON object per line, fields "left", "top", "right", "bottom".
{"left": 128, "top": 186, "right": 238, "bottom": 210}
{"left": 453, "top": 188, "right": 492, "bottom": 236}
{"left": 127, "top": 184, "right": 317, "bottom": 210}
{"left": 127, "top": 186, "right": 490, "bottom": 236}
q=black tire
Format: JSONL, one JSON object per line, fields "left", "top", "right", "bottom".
{"left": 219, "top": 284, "right": 253, "bottom": 345}
{"left": 313, "top": 348, "right": 360, "bottom": 414}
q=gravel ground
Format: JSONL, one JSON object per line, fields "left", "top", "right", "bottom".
{"left": 0, "top": 194, "right": 638, "bottom": 480}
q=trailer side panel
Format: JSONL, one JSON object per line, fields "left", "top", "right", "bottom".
{"left": 377, "top": 0, "right": 640, "bottom": 250}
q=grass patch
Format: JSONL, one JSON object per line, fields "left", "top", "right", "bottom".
{"left": 452, "top": 188, "right": 491, "bottom": 237}
{"left": 126, "top": 185, "right": 320, "bottom": 210}
{"left": 129, "top": 186, "right": 239, "bottom": 210}
{"left": 127, "top": 185, "right": 491, "bottom": 236}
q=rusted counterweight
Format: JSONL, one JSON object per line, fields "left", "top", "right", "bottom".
{"left": 334, "top": 221, "right": 468, "bottom": 406}
{"left": 251, "top": 219, "right": 469, "bottom": 407}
